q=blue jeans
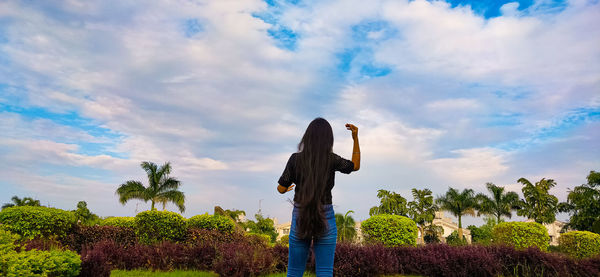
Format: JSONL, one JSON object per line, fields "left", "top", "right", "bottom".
{"left": 287, "top": 204, "right": 337, "bottom": 277}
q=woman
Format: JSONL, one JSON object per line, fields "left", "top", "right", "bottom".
{"left": 277, "top": 118, "right": 360, "bottom": 276}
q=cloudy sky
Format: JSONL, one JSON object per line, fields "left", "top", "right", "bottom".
{"left": 1, "top": 0, "right": 598, "bottom": 226}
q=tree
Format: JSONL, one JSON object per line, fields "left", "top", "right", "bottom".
{"left": 436, "top": 187, "right": 478, "bottom": 240}
{"left": 245, "top": 213, "right": 278, "bottom": 243}
{"left": 467, "top": 217, "right": 497, "bottom": 245}
{"left": 559, "top": 171, "right": 600, "bottom": 233}
{"left": 116, "top": 161, "right": 185, "bottom": 213}
{"left": 214, "top": 206, "right": 247, "bottom": 233}
{"left": 1, "top": 196, "right": 41, "bottom": 209}
{"left": 369, "top": 189, "right": 409, "bottom": 216}
{"left": 72, "top": 201, "right": 100, "bottom": 226}
{"left": 516, "top": 177, "right": 559, "bottom": 224}
{"left": 335, "top": 210, "right": 357, "bottom": 242}
{"left": 476, "top": 183, "right": 519, "bottom": 223}
{"left": 408, "top": 188, "right": 438, "bottom": 244}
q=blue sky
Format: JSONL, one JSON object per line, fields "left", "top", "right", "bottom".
{"left": 0, "top": 0, "right": 599, "bottom": 226}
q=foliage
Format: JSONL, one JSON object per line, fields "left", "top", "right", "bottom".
{"left": 1, "top": 228, "right": 81, "bottom": 277}
{"left": 99, "top": 216, "right": 135, "bottom": 228}
{"left": 0, "top": 206, "right": 76, "bottom": 239}
{"left": 61, "top": 225, "right": 137, "bottom": 253}
{"left": 0, "top": 249, "right": 81, "bottom": 277}
{"left": 1, "top": 196, "right": 41, "bottom": 210}
{"left": 110, "top": 270, "right": 218, "bottom": 277}
{"left": 516, "top": 177, "right": 559, "bottom": 224}
{"left": 244, "top": 213, "right": 278, "bottom": 243}
{"left": 559, "top": 171, "right": 600, "bottom": 234}
{"left": 369, "top": 189, "right": 409, "bottom": 216}
{"left": 134, "top": 210, "right": 187, "bottom": 244}
{"left": 278, "top": 234, "right": 289, "bottom": 246}
{"left": 446, "top": 230, "right": 468, "bottom": 246}
{"left": 335, "top": 210, "right": 356, "bottom": 242}
{"left": 245, "top": 232, "right": 272, "bottom": 247}
{"left": 334, "top": 242, "right": 398, "bottom": 276}
{"left": 559, "top": 231, "right": 600, "bottom": 259}
{"left": 467, "top": 217, "right": 497, "bottom": 245}
{"left": 116, "top": 161, "right": 186, "bottom": 212}
{"left": 188, "top": 213, "right": 235, "bottom": 234}
{"left": 423, "top": 224, "right": 443, "bottom": 244}
{"left": 476, "top": 183, "right": 519, "bottom": 223}
{"left": 72, "top": 201, "right": 101, "bottom": 226}
{"left": 436, "top": 187, "right": 478, "bottom": 239}
{"left": 360, "top": 214, "right": 417, "bottom": 247}
{"left": 213, "top": 206, "right": 246, "bottom": 233}
{"left": 407, "top": 188, "right": 438, "bottom": 244}
{"left": 492, "top": 221, "right": 549, "bottom": 251}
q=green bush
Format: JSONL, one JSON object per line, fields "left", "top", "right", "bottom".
{"left": 446, "top": 230, "right": 468, "bottom": 246}
{"left": 0, "top": 206, "right": 76, "bottom": 239}
{"left": 0, "top": 249, "right": 81, "bottom": 277}
{"left": 245, "top": 232, "right": 271, "bottom": 247}
{"left": 0, "top": 228, "right": 80, "bottom": 276}
{"left": 100, "top": 216, "right": 135, "bottom": 228}
{"left": 134, "top": 210, "right": 187, "bottom": 244}
{"left": 0, "top": 228, "right": 19, "bottom": 254}
{"left": 558, "top": 231, "right": 600, "bottom": 259}
{"left": 188, "top": 214, "right": 235, "bottom": 233}
{"left": 360, "top": 214, "right": 418, "bottom": 247}
{"left": 279, "top": 234, "right": 289, "bottom": 246}
{"left": 492, "top": 222, "right": 549, "bottom": 251}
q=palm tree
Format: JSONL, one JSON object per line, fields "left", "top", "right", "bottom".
{"left": 516, "top": 177, "right": 559, "bottom": 224}
{"left": 116, "top": 161, "right": 185, "bottom": 213}
{"left": 436, "top": 187, "right": 478, "bottom": 240}
{"left": 476, "top": 183, "right": 520, "bottom": 223}
{"left": 335, "top": 210, "right": 357, "bottom": 242}
{"left": 369, "top": 189, "right": 409, "bottom": 216}
{"left": 2, "top": 196, "right": 41, "bottom": 209}
{"left": 408, "top": 188, "right": 438, "bottom": 244}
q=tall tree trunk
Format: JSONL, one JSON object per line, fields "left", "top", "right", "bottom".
{"left": 151, "top": 201, "right": 155, "bottom": 211}
{"left": 458, "top": 215, "right": 463, "bottom": 239}
{"left": 419, "top": 226, "right": 424, "bottom": 244}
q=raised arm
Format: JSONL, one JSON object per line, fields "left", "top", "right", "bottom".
{"left": 345, "top": 123, "right": 360, "bottom": 171}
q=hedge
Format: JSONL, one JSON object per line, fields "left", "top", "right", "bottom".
{"left": 0, "top": 206, "right": 77, "bottom": 239}
{"left": 99, "top": 217, "right": 135, "bottom": 228}
{"left": 0, "top": 228, "right": 81, "bottom": 276}
{"left": 187, "top": 214, "right": 235, "bottom": 233}
{"left": 492, "top": 221, "right": 549, "bottom": 251}
{"left": 134, "top": 210, "right": 187, "bottom": 244}
{"left": 360, "top": 214, "right": 418, "bottom": 247}
{"left": 559, "top": 231, "right": 600, "bottom": 259}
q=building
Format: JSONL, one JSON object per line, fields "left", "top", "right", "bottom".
{"left": 273, "top": 218, "right": 291, "bottom": 240}
{"left": 428, "top": 211, "right": 472, "bottom": 244}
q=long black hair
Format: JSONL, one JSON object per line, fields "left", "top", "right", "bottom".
{"left": 294, "top": 117, "right": 334, "bottom": 240}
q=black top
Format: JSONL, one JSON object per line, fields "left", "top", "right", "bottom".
{"left": 278, "top": 152, "right": 355, "bottom": 204}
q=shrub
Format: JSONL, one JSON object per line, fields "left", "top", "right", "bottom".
{"left": 492, "top": 221, "right": 549, "bottom": 251}
{"left": 559, "top": 231, "right": 600, "bottom": 259}
{"left": 134, "top": 210, "right": 187, "bottom": 244}
{"left": 185, "top": 228, "right": 243, "bottom": 246}
{"left": 446, "top": 230, "right": 468, "bottom": 246}
{"left": 0, "top": 206, "right": 76, "bottom": 239}
{"left": 0, "top": 228, "right": 19, "bottom": 254}
{"left": 1, "top": 248, "right": 80, "bottom": 277}
{"left": 246, "top": 232, "right": 272, "bottom": 247}
{"left": 61, "top": 225, "right": 137, "bottom": 252}
{"left": 360, "top": 214, "right": 417, "bottom": 247}
{"left": 212, "top": 241, "right": 275, "bottom": 276}
{"left": 278, "top": 234, "right": 289, "bottom": 246}
{"left": 187, "top": 214, "right": 235, "bottom": 233}
{"left": 334, "top": 242, "right": 398, "bottom": 276}
{"left": 99, "top": 216, "right": 135, "bottom": 228}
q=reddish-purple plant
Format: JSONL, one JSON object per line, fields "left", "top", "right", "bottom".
{"left": 334, "top": 242, "right": 398, "bottom": 276}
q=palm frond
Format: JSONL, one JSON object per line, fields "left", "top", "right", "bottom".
{"left": 116, "top": 180, "right": 148, "bottom": 204}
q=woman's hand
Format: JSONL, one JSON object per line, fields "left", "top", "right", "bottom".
{"left": 277, "top": 184, "right": 295, "bottom": 194}
{"left": 345, "top": 123, "right": 358, "bottom": 136}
